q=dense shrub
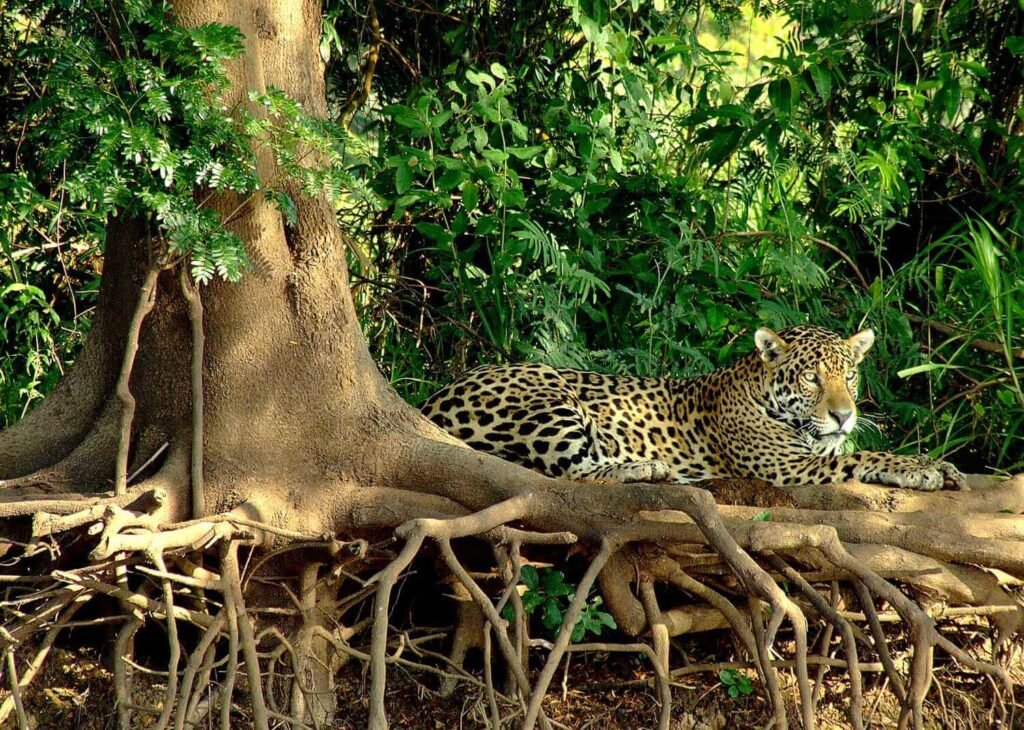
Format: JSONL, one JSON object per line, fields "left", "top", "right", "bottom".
{"left": 2, "top": 0, "right": 1022, "bottom": 470}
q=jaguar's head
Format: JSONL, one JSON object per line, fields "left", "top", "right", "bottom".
{"left": 754, "top": 324, "right": 875, "bottom": 449}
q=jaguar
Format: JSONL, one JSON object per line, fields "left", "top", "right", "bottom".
{"left": 421, "top": 325, "right": 965, "bottom": 491}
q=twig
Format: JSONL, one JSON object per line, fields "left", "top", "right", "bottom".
{"left": 839, "top": 604, "right": 1022, "bottom": 622}
{"left": 114, "top": 265, "right": 160, "bottom": 495}
{"left": 0, "top": 486, "right": 160, "bottom": 520}
{"left": 808, "top": 236, "right": 870, "bottom": 289}
{"left": 523, "top": 538, "right": 614, "bottom": 730}
{"left": 127, "top": 441, "right": 169, "bottom": 485}
{"left": 341, "top": 1, "right": 380, "bottom": 130}
{"left": 166, "top": 510, "right": 356, "bottom": 545}
{"left": 183, "top": 633, "right": 221, "bottom": 726}
{"left": 53, "top": 572, "right": 216, "bottom": 628}
{"left": 436, "top": 539, "right": 547, "bottom": 728}
{"left": 852, "top": 581, "right": 907, "bottom": 706}
{"left": 748, "top": 596, "right": 789, "bottom": 729}
{"left": 3, "top": 650, "right": 27, "bottom": 730}
{"left": 0, "top": 594, "right": 89, "bottom": 726}
{"left": 903, "top": 313, "right": 1024, "bottom": 361}
{"left": 646, "top": 554, "right": 758, "bottom": 659}
{"left": 638, "top": 580, "right": 672, "bottom": 730}
{"left": 312, "top": 625, "right": 494, "bottom": 694}
{"left": 150, "top": 553, "right": 182, "bottom": 730}
{"left": 717, "top": 230, "right": 870, "bottom": 289}
{"left": 482, "top": 626, "right": 500, "bottom": 730}
{"left": 173, "top": 613, "right": 225, "bottom": 730}
{"left": 368, "top": 532, "right": 424, "bottom": 730}
{"left": 767, "top": 556, "right": 863, "bottom": 730}
{"left": 748, "top": 523, "right": 1011, "bottom": 727}
{"left": 584, "top": 657, "right": 888, "bottom": 692}
{"left": 494, "top": 543, "right": 529, "bottom": 692}
{"left": 222, "top": 542, "right": 269, "bottom": 730}
{"left": 115, "top": 617, "right": 144, "bottom": 730}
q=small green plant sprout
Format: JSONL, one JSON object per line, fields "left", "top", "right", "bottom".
{"left": 719, "top": 668, "right": 755, "bottom": 698}
{"left": 573, "top": 596, "right": 617, "bottom": 642}
{"left": 501, "top": 565, "right": 616, "bottom": 641}
{"left": 752, "top": 510, "right": 772, "bottom": 522}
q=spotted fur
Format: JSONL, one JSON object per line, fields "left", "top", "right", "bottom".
{"left": 422, "top": 325, "right": 966, "bottom": 491}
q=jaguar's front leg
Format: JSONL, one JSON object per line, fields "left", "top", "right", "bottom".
{"left": 845, "top": 452, "right": 966, "bottom": 491}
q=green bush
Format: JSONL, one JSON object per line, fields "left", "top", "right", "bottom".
{"left": 335, "top": 0, "right": 1024, "bottom": 471}
{"left": 2, "top": 0, "right": 1021, "bottom": 471}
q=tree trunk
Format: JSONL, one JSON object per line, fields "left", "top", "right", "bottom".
{"left": 0, "top": 0, "right": 422, "bottom": 515}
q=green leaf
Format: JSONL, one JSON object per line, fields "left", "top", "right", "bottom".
{"left": 541, "top": 600, "right": 564, "bottom": 631}
{"left": 269, "top": 191, "right": 297, "bottom": 225}
{"left": 737, "top": 675, "right": 754, "bottom": 695}
{"left": 540, "top": 569, "right": 572, "bottom": 597}
{"left": 752, "top": 510, "right": 772, "bottom": 522}
{"left": 809, "top": 64, "right": 831, "bottom": 102}
{"left": 500, "top": 601, "right": 514, "bottom": 622}
{"left": 395, "top": 162, "right": 413, "bottom": 194}
{"left": 705, "top": 126, "right": 743, "bottom": 167}
{"left": 522, "top": 592, "right": 545, "bottom": 614}
{"left": 435, "top": 167, "right": 466, "bottom": 192}
{"left": 507, "top": 146, "right": 544, "bottom": 160}
{"left": 465, "top": 69, "right": 496, "bottom": 91}
{"left": 481, "top": 149, "right": 508, "bottom": 164}
{"left": 768, "top": 77, "right": 797, "bottom": 117}
{"left": 414, "top": 222, "right": 452, "bottom": 245}
{"left": 897, "top": 363, "right": 961, "bottom": 378}
{"left": 461, "top": 180, "right": 479, "bottom": 210}
{"left": 608, "top": 148, "right": 623, "bottom": 172}
{"left": 520, "top": 565, "right": 539, "bottom": 591}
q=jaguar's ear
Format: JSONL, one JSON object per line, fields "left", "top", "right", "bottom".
{"left": 755, "top": 327, "right": 789, "bottom": 366}
{"left": 847, "top": 328, "right": 875, "bottom": 365}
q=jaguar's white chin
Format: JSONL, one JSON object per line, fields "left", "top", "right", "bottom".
{"left": 808, "top": 430, "right": 847, "bottom": 455}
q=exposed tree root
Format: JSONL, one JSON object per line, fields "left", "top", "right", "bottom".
{"left": 114, "top": 264, "right": 161, "bottom": 495}
{"left": 0, "top": 467, "right": 1018, "bottom": 730}
{"left": 174, "top": 266, "right": 207, "bottom": 521}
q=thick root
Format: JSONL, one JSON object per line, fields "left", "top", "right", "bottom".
{"left": 0, "top": 455, "right": 1019, "bottom": 730}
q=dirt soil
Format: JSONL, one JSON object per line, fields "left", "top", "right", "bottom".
{"left": 13, "top": 626, "right": 1022, "bottom": 730}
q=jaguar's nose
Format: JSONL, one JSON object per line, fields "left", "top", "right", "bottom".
{"left": 830, "top": 408, "right": 854, "bottom": 431}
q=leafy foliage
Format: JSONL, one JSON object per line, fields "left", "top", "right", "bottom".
{"left": 14, "top": 1, "right": 260, "bottom": 283}
{"left": 1, "top": 0, "right": 354, "bottom": 409}
{"left": 332, "top": 0, "right": 1024, "bottom": 471}
{"left": 501, "top": 565, "right": 617, "bottom": 642}
{"left": 0, "top": 283, "right": 81, "bottom": 426}
{"left": 719, "top": 667, "right": 755, "bottom": 698}
{"left": 1, "top": 0, "right": 1022, "bottom": 470}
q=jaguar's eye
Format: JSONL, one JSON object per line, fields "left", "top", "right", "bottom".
{"left": 845, "top": 370, "right": 857, "bottom": 382}
{"left": 801, "top": 371, "right": 819, "bottom": 385}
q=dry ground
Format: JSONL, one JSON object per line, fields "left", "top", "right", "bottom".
{"left": 12, "top": 620, "right": 1022, "bottom": 730}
